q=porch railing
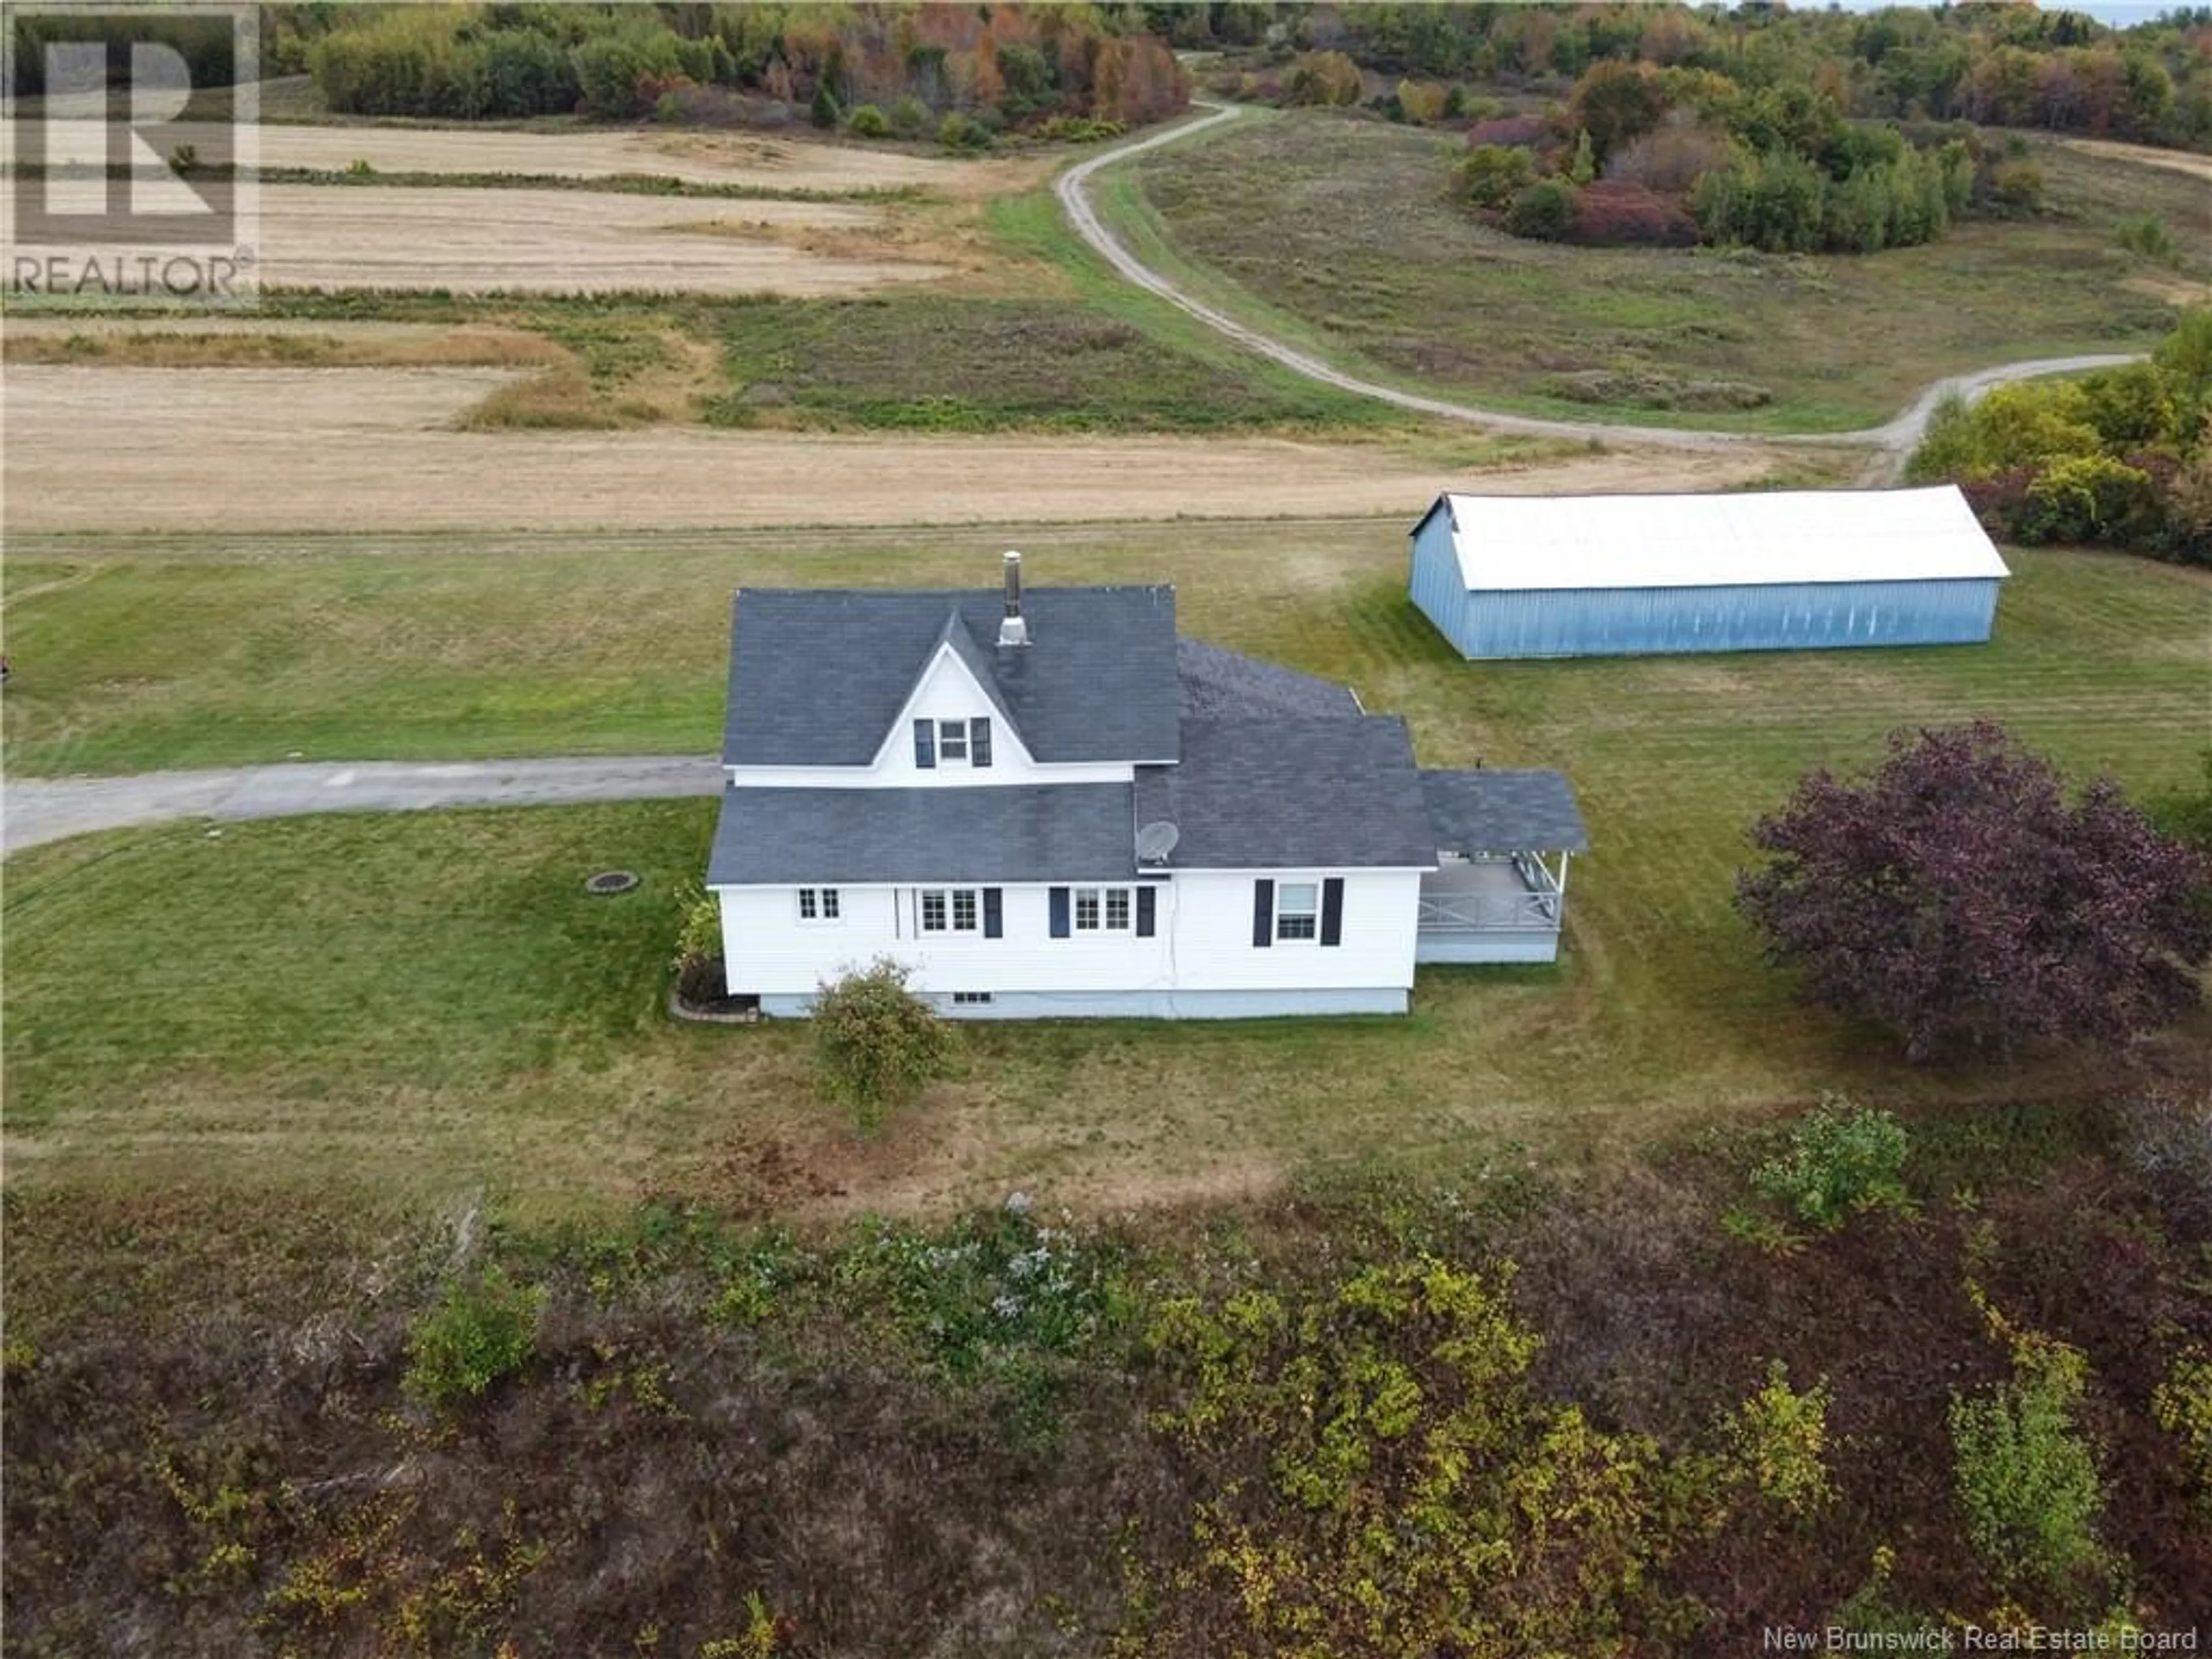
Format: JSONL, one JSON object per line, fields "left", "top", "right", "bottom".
{"left": 1416, "top": 892, "right": 1562, "bottom": 933}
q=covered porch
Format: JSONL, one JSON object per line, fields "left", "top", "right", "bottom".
{"left": 1414, "top": 770, "right": 1588, "bottom": 965}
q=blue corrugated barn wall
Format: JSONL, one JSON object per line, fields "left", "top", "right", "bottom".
{"left": 1407, "top": 509, "right": 2003, "bottom": 660}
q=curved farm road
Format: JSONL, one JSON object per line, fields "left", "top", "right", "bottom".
{"left": 1058, "top": 103, "right": 2143, "bottom": 463}
{"left": 3, "top": 756, "right": 723, "bottom": 857}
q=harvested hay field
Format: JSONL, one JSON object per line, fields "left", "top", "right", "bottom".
{"left": 1, "top": 364, "right": 1794, "bottom": 532}
{"left": 245, "top": 183, "right": 949, "bottom": 295}
{"left": 0, "top": 116, "right": 991, "bottom": 195}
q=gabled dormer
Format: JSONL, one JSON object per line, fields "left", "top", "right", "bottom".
{"left": 874, "top": 607, "right": 1038, "bottom": 782}
{"left": 721, "top": 554, "right": 1181, "bottom": 789}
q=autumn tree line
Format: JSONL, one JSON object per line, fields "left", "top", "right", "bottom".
{"left": 1185, "top": 2, "right": 2212, "bottom": 149}
{"left": 1910, "top": 309, "right": 2212, "bottom": 568}
{"left": 1190, "top": 4, "right": 2204, "bottom": 254}
{"left": 284, "top": 3, "right": 1188, "bottom": 141}
{"left": 1445, "top": 58, "right": 2041, "bottom": 255}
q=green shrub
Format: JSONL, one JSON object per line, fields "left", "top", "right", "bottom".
{"left": 811, "top": 958, "right": 954, "bottom": 1132}
{"left": 1989, "top": 160, "right": 2045, "bottom": 212}
{"left": 809, "top": 80, "right": 840, "bottom": 130}
{"left": 1726, "top": 1360, "right": 1836, "bottom": 1518}
{"left": 888, "top": 94, "right": 930, "bottom": 137}
{"left": 2016, "top": 452, "right": 2162, "bottom": 546}
{"left": 1037, "top": 114, "right": 1124, "bottom": 143}
{"left": 1950, "top": 1295, "right": 2117, "bottom": 1609}
{"left": 832, "top": 1201, "right": 1128, "bottom": 1385}
{"left": 846, "top": 102, "right": 888, "bottom": 138}
{"left": 1692, "top": 146, "right": 1831, "bottom": 253}
{"left": 1829, "top": 1546, "right": 1931, "bottom": 1637}
{"left": 2153, "top": 1345, "right": 2212, "bottom": 1519}
{"left": 404, "top": 1267, "right": 545, "bottom": 1410}
{"left": 1459, "top": 143, "right": 1535, "bottom": 209}
{"left": 1567, "top": 127, "right": 1597, "bottom": 185}
{"left": 2115, "top": 211, "right": 2177, "bottom": 262}
{"left": 1752, "top": 1097, "right": 1912, "bottom": 1230}
{"left": 1284, "top": 50, "right": 1362, "bottom": 107}
{"left": 936, "top": 111, "right": 991, "bottom": 151}
{"left": 1504, "top": 177, "right": 1577, "bottom": 241}
{"left": 671, "top": 880, "right": 724, "bottom": 1003}
{"left": 699, "top": 1591, "right": 786, "bottom": 1658}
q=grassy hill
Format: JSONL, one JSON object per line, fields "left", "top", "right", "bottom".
{"left": 1120, "top": 109, "right": 2210, "bottom": 431}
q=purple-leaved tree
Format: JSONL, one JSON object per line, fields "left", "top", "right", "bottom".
{"left": 1736, "top": 721, "right": 2210, "bottom": 1063}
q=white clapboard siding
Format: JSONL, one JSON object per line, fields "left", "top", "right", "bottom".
{"left": 718, "top": 870, "right": 1423, "bottom": 997}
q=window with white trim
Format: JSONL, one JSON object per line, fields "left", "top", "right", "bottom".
{"left": 921, "top": 717, "right": 992, "bottom": 770}
{"left": 1073, "top": 886, "right": 1134, "bottom": 933}
{"left": 1276, "top": 882, "right": 1319, "bottom": 941}
{"left": 952, "top": 991, "right": 994, "bottom": 1005}
{"left": 919, "top": 888, "right": 981, "bottom": 934}
{"left": 797, "top": 887, "right": 840, "bottom": 922}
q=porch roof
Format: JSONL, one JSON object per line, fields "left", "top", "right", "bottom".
{"left": 1419, "top": 768, "right": 1589, "bottom": 854}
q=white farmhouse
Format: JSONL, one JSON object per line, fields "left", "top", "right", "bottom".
{"left": 709, "top": 555, "right": 1588, "bottom": 1018}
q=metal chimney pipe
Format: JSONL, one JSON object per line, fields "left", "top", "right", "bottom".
{"left": 998, "top": 551, "right": 1028, "bottom": 646}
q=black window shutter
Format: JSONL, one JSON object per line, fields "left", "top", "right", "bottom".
{"left": 1320, "top": 877, "right": 1345, "bottom": 947}
{"left": 1048, "top": 886, "right": 1070, "bottom": 938}
{"left": 1252, "top": 879, "right": 1274, "bottom": 948}
{"left": 971, "top": 717, "right": 993, "bottom": 768}
{"left": 1135, "top": 886, "right": 1156, "bottom": 938}
{"left": 983, "top": 887, "right": 1003, "bottom": 938}
{"left": 912, "top": 719, "right": 935, "bottom": 769}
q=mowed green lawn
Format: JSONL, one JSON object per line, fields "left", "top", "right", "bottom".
{"left": 1123, "top": 111, "right": 2209, "bottom": 432}
{"left": 4, "top": 525, "right": 2205, "bottom": 1214}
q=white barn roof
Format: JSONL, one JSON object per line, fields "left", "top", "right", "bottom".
{"left": 1422, "top": 484, "right": 2011, "bottom": 593}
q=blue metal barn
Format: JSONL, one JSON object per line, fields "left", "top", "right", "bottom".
{"left": 1408, "top": 485, "right": 2010, "bottom": 661}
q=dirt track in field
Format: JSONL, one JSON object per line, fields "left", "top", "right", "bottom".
{"left": 1, "top": 365, "right": 1792, "bottom": 533}
{"left": 2059, "top": 137, "right": 2212, "bottom": 183}
{"left": 0, "top": 115, "right": 999, "bottom": 195}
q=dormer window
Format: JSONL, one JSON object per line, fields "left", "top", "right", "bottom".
{"left": 912, "top": 717, "right": 994, "bottom": 770}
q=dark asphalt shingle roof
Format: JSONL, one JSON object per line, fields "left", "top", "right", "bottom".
{"left": 1176, "top": 638, "right": 1363, "bottom": 721}
{"left": 1133, "top": 715, "right": 1438, "bottom": 870}
{"left": 1419, "top": 769, "right": 1590, "bottom": 854}
{"left": 708, "top": 783, "right": 1136, "bottom": 885}
{"left": 724, "top": 586, "right": 1179, "bottom": 767}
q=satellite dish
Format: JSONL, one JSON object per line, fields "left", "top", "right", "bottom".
{"left": 1135, "top": 820, "right": 1180, "bottom": 863}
